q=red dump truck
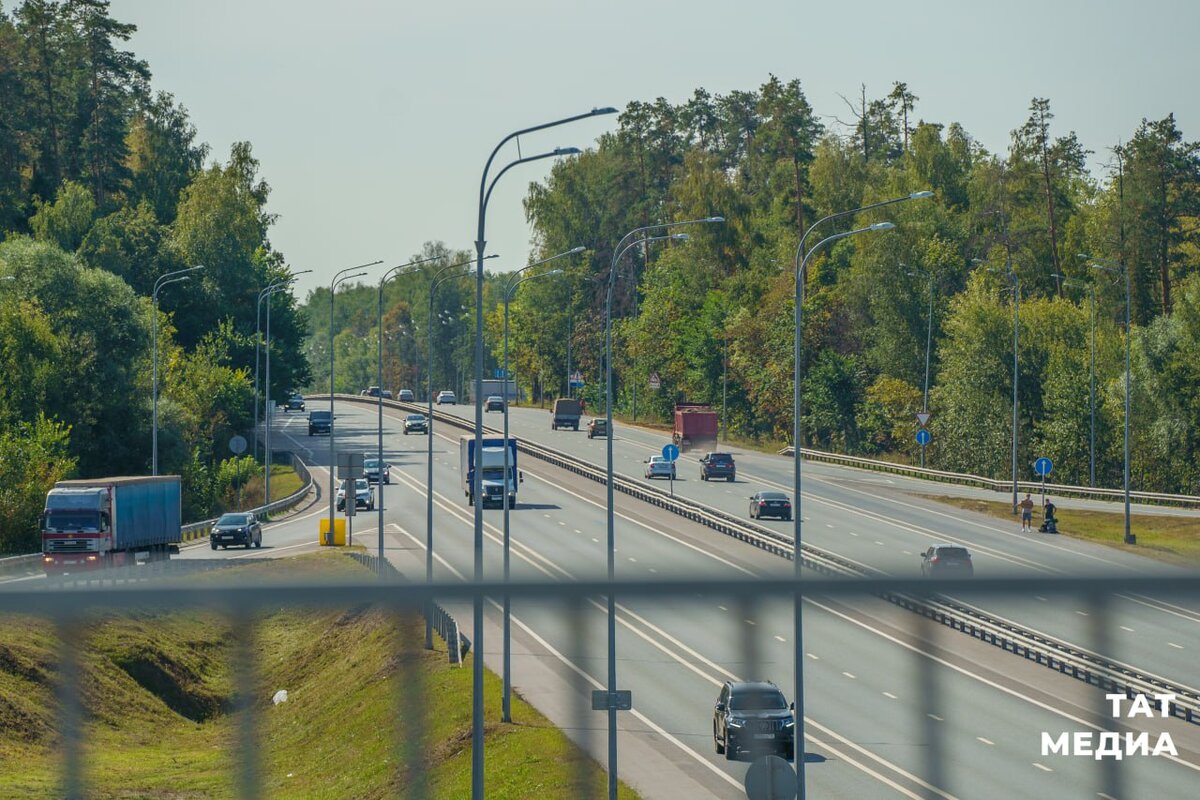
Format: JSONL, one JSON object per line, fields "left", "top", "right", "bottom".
{"left": 673, "top": 404, "right": 718, "bottom": 453}
{"left": 40, "top": 475, "right": 182, "bottom": 574}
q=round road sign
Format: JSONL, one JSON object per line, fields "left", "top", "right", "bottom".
{"left": 662, "top": 444, "right": 680, "bottom": 462}
{"left": 1034, "top": 457, "right": 1053, "bottom": 477}
{"left": 915, "top": 428, "right": 932, "bottom": 446}
{"left": 744, "top": 754, "right": 797, "bottom": 800}
{"left": 228, "top": 435, "right": 247, "bottom": 455}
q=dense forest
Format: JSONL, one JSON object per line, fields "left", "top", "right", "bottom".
{"left": 505, "top": 78, "right": 1200, "bottom": 494}
{"left": 316, "top": 78, "right": 1199, "bottom": 496}
{"left": 0, "top": 1, "right": 306, "bottom": 551}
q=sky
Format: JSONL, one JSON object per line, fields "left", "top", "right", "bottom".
{"left": 106, "top": 0, "right": 1199, "bottom": 300}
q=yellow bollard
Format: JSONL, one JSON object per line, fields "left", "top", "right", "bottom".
{"left": 318, "top": 518, "right": 346, "bottom": 546}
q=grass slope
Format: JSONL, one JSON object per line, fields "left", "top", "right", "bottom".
{"left": 0, "top": 552, "right": 639, "bottom": 799}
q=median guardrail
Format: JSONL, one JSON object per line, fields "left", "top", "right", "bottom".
{"left": 332, "top": 393, "right": 1200, "bottom": 726}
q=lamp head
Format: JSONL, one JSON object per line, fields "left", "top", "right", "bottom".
{"left": 1076, "top": 253, "right": 1091, "bottom": 260}
{"left": 554, "top": 147, "right": 582, "bottom": 156}
{"left": 568, "top": 246, "right": 587, "bottom": 255}
{"left": 870, "top": 222, "right": 896, "bottom": 231}
{"left": 671, "top": 233, "right": 689, "bottom": 241}
{"left": 910, "top": 191, "right": 934, "bottom": 199}
{"left": 592, "top": 106, "right": 619, "bottom": 115}
{"left": 546, "top": 269, "right": 564, "bottom": 276}
{"left": 707, "top": 216, "right": 726, "bottom": 223}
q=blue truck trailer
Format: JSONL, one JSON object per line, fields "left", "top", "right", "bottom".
{"left": 459, "top": 435, "right": 521, "bottom": 507}
{"left": 41, "top": 475, "right": 182, "bottom": 573}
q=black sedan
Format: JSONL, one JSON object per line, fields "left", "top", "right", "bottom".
{"left": 921, "top": 544, "right": 974, "bottom": 577}
{"left": 284, "top": 394, "right": 305, "bottom": 412}
{"left": 210, "top": 512, "right": 262, "bottom": 550}
{"left": 749, "top": 491, "right": 792, "bottom": 521}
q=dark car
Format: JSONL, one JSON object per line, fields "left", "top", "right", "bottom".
{"left": 364, "top": 457, "right": 391, "bottom": 484}
{"left": 403, "top": 414, "right": 428, "bottom": 435}
{"left": 749, "top": 491, "right": 791, "bottom": 521}
{"left": 381, "top": 389, "right": 393, "bottom": 400}
{"left": 485, "top": 395, "right": 505, "bottom": 412}
{"left": 308, "top": 410, "right": 332, "bottom": 436}
{"left": 587, "top": 418, "right": 608, "bottom": 439}
{"left": 210, "top": 512, "right": 262, "bottom": 550}
{"left": 284, "top": 394, "right": 305, "bottom": 412}
{"left": 921, "top": 544, "right": 974, "bottom": 577}
{"left": 700, "top": 452, "right": 736, "bottom": 482}
{"left": 713, "top": 681, "right": 795, "bottom": 761}
{"left": 363, "top": 386, "right": 382, "bottom": 397}
{"left": 397, "top": 389, "right": 415, "bottom": 402}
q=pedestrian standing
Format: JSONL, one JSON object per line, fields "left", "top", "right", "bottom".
{"left": 1018, "top": 493, "right": 1035, "bottom": 531}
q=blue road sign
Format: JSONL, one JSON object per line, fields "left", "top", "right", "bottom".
{"left": 493, "top": 368, "right": 511, "bottom": 379}
{"left": 1034, "top": 457, "right": 1053, "bottom": 477}
{"left": 662, "top": 444, "right": 680, "bottom": 462}
{"left": 915, "top": 428, "right": 932, "bottom": 446}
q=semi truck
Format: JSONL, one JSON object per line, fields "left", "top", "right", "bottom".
{"left": 459, "top": 435, "right": 521, "bottom": 507}
{"left": 673, "top": 403, "right": 719, "bottom": 452}
{"left": 40, "top": 476, "right": 182, "bottom": 574}
{"left": 550, "top": 397, "right": 583, "bottom": 430}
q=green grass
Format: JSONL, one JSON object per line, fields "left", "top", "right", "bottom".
{"left": 923, "top": 494, "right": 1200, "bottom": 567}
{"left": 0, "top": 552, "right": 640, "bottom": 799}
{"left": 225, "top": 465, "right": 304, "bottom": 513}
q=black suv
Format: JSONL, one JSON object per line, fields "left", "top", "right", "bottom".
{"left": 308, "top": 410, "right": 332, "bottom": 436}
{"left": 713, "top": 681, "right": 794, "bottom": 761}
{"left": 700, "top": 452, "right": 736, "bottom": 482}
{"left": 921, "top": 544, "right": 974, "bottom": 577}
{"left": 587, "top": 418, "right": 608, "bottom": 439}
{"left": 284, "top": 394, "right": 305, "bottom": 412}
{"left": 210, "top": 512, "right": 262, "bottom": 550}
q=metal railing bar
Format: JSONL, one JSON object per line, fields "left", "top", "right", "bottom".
{"left": 231, "top": 614, "right": 261, "bottom": 800}
{"left": 399, "top": 606, "right": 428, "bottom": 800}
{"left": 569, "top": 597, "right": 595, "bottom": 799}
{"left": 55, "top": 618, "right": 84, "bottom": 800}
{"left": 915, "top": 598, "right": 945, "bottom": 800}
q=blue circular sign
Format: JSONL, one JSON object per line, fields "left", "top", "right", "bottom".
{"left": 1034, "top": 457, "right": 1053, "bottom": 477}
{"left": 662, "top": 444, "right": 680, "bottom": 462}
{"left": 915, "top": 428, "right": 932, "bottom": 446}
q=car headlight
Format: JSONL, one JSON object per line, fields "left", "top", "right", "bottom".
{"left": 727, "top": 719, "right": 745, "bottom": 728}
{"left": 783, "top": 718, "right": 795, "bottom": 727}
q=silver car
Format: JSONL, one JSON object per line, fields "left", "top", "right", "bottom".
{"left": 336, "top": 478, "right": 375, "bottom": 511}
{"left": 643, "top": 455, "right": 676, "bottom": 480}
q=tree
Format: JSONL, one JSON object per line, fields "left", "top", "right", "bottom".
{"left": 0, "top": 413, "right": 75, "bottom": 553}
{"left": 125, "top": 91, "right": 208, "bottom": 223}
{"left": 888, "top": 82, "right": 919, "bottom": 153}
{"left": 29, "top": 178, "right": 95, "bottom": 251}
{"left": 77, "top": 200, "right": 175, "bottom": 294}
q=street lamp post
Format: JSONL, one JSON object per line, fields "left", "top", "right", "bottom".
{"left": 905, "top": 268, "right": 936, "bottom": 469}
{"left": 376, "top": 257, "right": 441, "bottom": 568}
{"left": 604, "top": 223, "right": 719, "bottom": 797}
{"left": 1055, "top": 273, "right": 1096, "bottom": 486}
{"left": 255, "top": 271, "right": 312, "bottom": 465}
{"left": 1087, "top": 256, "right": 1134, "bottom": 544}
{"left": 327, "top": 262, "right": 381, "bottom": 545}
{"left": 426, "top": 258, "right": 488, "bottom": 648}
{"left": 472, "top": 107, "right": 615, "bottom": 800}
{"left": 152, "top": 265, "right": 205, "bottom": 475}
{"left": 987, "top": 266, "right": 1021, "bottom": 515}
{"left": 792, "top": 222, "right": 895, "bottom": 797}
{"left": 500, "top": 249, "right": 581, "bottom": 723}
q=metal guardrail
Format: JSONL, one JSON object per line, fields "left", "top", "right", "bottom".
{"left": 0, "top": 452, "right": 314, "bottom": 573}
{"left": 346, "top": 551, "right": 464, "bottom": 666}
{"left": 332, "top": 394, "right": 1200, "bottom": 726}
{"left": 1, "top": 572, "right": 1197, "bottom": 800}
{"left": 778, "top": 445, "right": 1200, "bottom": 509}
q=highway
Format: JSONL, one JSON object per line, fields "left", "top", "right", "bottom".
{"left": 428, "top": 401, "right": 1200, "bottom": 695}
{"left": 248, "top": 399, "right": 1200, "bottom": 799}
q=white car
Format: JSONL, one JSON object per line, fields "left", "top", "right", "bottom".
{"left": 643, "top": 455, "right": 676, "bottom": 480}
{"left": 336, "top": 478, "right": 375, "bottom": 511}
{"left": 436, "top": 391, "right": 457, "bottom": 405}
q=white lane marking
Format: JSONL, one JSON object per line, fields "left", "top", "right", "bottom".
{"left": 1075, "top": 611, "right": 1089, "bottom": 617}
{"left": 804, "top": 718, "right": 959, "bottom": 800}
{"left": 804, "top": 597, "right": 1200, "bottom": 775}
{"left": 842, "top": 672, "right": 856, "bottom": 679}
{"left": 774, "top": 635, "right": 786, "bottom": 643}
{"left": 807, "top": 653, "right": 818, "bottom": 660}
{"left": 1168, "top": 642, "right": 1184, "bottom": 649}
{"left": 648, "top": 568, "right": 657, "bottom": 574}
{"left": 1120, "top": 626, "right": 1135, "bottom": 633}
{"left": 717, "top": 605, "right": 728, "bottom": 611}
{"left": 628, "top": 557, "right": 637, "bottom": 563}
{"left": 744, "top": 619, "right": 756, "bottom": 626}
{"left": 1035, "top": 596, "right": 1048, "bottom": 602}
{"left": 826, "top": 523, "right": 834, "bottom": 528}
{"left": 1033, "top": 763, "right": 1053, "bottom": 772}
{"left": 928, "top": 714, "right": 943, "bottom": 722}
{"left": 883, "top": 692, "right": 898, "bottom": 700}
{"left": 1120, "top": 593, "right": 1200, "bottom": 625}
{"left": 977, "top": 737, "right": 994, "bottom": 745}
{"left": 875, "top": 541, "right": 885, "bottom": 546}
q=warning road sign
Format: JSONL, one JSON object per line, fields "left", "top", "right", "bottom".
{"left": 916, "top": 412, "right": 931, "bottom": 427}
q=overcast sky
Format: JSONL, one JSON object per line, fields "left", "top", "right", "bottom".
{"left": 107, "top": 0, "right": 1198, "bottom": 299}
